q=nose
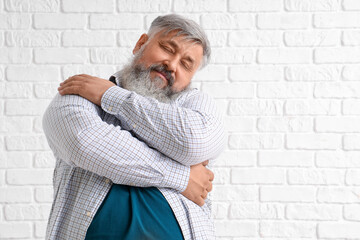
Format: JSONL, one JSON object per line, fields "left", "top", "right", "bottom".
{"left": 163, "top": 58, "right": 177, "bottom": 75}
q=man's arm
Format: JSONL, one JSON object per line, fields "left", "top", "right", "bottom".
{"left": 43, "top": 93, "right": 189, "bottom": 191}
{"left": 58, "top": 75, "right": 226, "bottom": 166}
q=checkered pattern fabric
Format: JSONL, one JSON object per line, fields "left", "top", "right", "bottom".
{"left": 42, "top": 74, "right": 225, "bottom": 240}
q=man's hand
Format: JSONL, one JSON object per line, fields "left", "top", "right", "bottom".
{"left": 58, "top": 74, "right": 115, "bottom": 106}
{"left": 181, "top": 160, "right": 214, "bottom": 206}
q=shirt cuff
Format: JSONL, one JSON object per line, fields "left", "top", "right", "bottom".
{"left": 163, "top": 164, "right": 190, "bottom": 193}
{"left": 101, "top": 86, "right": 129, "bottom": 115}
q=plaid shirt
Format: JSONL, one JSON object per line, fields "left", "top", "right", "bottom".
{"left": 42, "top": 73, "right": 226, "bottom": 240}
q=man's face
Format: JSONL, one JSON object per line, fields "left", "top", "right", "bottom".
{"left": 132, "top": 30, "right": 204, "bottom": 93}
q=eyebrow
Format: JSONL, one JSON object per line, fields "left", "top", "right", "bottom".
{"left": 164, "top": 40, "right": 195, "bottom": 65}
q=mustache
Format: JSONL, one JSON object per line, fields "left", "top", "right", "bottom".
{"left": 149, "top": 64, "right": 174, "bottom": 86}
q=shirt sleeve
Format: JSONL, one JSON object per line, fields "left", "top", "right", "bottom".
{"left": 101, "top": 86, "right": 226, "bottom": 166}
{"left": 42, "top": 93, "right": 190, "bottom": 192}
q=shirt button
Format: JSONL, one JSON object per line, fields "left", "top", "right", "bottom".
{"left": 86, "top": 211, "right": 91, "bottom": 217}
{"left": 105, "top": 179, "right": 110, "bottom": 184}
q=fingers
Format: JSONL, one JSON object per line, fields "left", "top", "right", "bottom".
{"left": 202, "top": 160, "right": 209, "bottom": 166}
{"left": 208, "top": 169, "right": 214, "bottom": 182}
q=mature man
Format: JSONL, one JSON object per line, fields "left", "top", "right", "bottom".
{"left": 43, "top": 14, "right": 225, "bottom": 239}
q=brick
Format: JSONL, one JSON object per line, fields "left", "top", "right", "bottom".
{"left": 224, "top": 117, "right": 254, "bottom": 132}
{"left": 316, "top": 117, "right": 360, "bottom": 132}
{"left": 35, "top": 221, "right": 47, "bottom": 238}
{"left": 62, "top": 65, "right": 115, "bottom": 80}
{"left": 0, "top": 187, "right": 32, "bottom": 203}
{"left": 315, "top": 82, "right": 360, "bottom": 98}
{"left": 211, "top": 202, "right": 228, "bottom": 219}
{"left": 0, "top": 14, "right": 30, "bottom": 29}
{"left": 206, "top": 31, "right": 227, "bottom": 47}
{"left": 285, "top": 100, "right": 340, "bottom": 115}
{"left": 317, "top": 187, "right": 360, "bottom": 203}
{"left": 258, "top": 117, "right": 312, "bottom": 132}
{"left": 0, "top": 117, "right": 32, "bottom": 133}
{"left": 343, "top": 65, "right": 360, "bottom": 81}
{"left": 34, "top": 83, "right": 60, "bottom": 99}
{"left": 314, "top": 13, "right": 360, "bottom": 28}
{"left": 258, "top": 83, "right": 311, "bottom": 99}
{"left": 212, "top": 48, "right": 253, "bottom": 64}
{"left": 287, "top": 204, "right": 341, "bottom": 220}
{"left": 316, "top": 151, "right": 360, "bottom": 168}
{"left": 0, "top": 83, "right": 31, "bottom": 98}
{"left": 34, "top": 116, "right": 44, "bottom": 133}
{"left": 90, "top": 48, "right": 131, "bottom": 64}
{"left": 346, "top": 169, "right": 360, "bottom": 185}
{"left": 35, "top": 187, "right": 53, "bottom": 202}
{"left": 260, "top": 221, "right": 316, "bottom": 238}
{"left": 0, "top": 151, "right": 32, "bottom": 168}
{"left": 285, "top": 65, "right": 340, "bottom": 81}
{"left": 215, "top": 221, "right": 257, "bottom": 237}
{"left": 5, "top": 204, "right": 51, "bottom": 220}
{"left": 232, "top": 168, "right": 284, "bottom": 184}
{"left": 5, "top": 0, "right": 59, "bottom": 12}
{"left": 0, "top": 223, "right": 31, "bottom": 238}
{"left": 230, "top": 66, "right": 282, "bottom": 82}
{"left": 229, "top": 100, "right": 283, "bottom": 116}
{"left": 119, "top": 0, "right": 169, "bottom": 12}
{"left": 0, "top": 32, "right": 3, "bottom": 47}
{"left": 213, "top": 186, "right": 257, "bottom": 201}
{"left": 229, "top": 0, "right": 282, "bottom": 12}
{"left": 343, "top": 0, "right": 360, "bottom": 10}
{"left": 174, "top": 0, "right": 226, "bottom": 12}
{"left": 344, "top": 135, "right": 360, "bottom": 150}
{"left": 288, "top": 169, "right": 343, "bottom": 185}
{"left": 63, "top": 31, "right": 115, "bottom": 47}
{"left": 285, "top": 0, "right": 340, "bottom": 11}
{"left": 284, "top": 30, "right": 339, "bottom": 46}
{"left": 203, "top": 83, "right": 254, "bottom": 98}
{"left": 201, "top": 14, "right": 254, "bottom": 30}
{"left": 319, "top": 223, "right": 360, "bottom": 238}
{"left": 6, "top": 30, "right": 60, "bottom": 47}
{"left": 258, "top": 48, "right": 311, "bottom": 64}
{"left": 286, "top": 134, "right": 340, "bottom": 150}
{"left": 194, "top": 65, "right": 226, "bottom": 82}
{"left": 34, "top": 13, "right": 86, "bottom": 29}
{"left": 343, "top": 100, "right": 360, "bottom": 115}
{"left": 230, "top": 203, "right": 283, "bottom": 219}
{"left": 229, "top": 31, "right": 281, "bottom": 47}
{"left": 229, "top": 134, "right": 282, "bottom": 149}
{"left": 7, "top": 169, "right": 53, "bottom": 185}
{"left": 34, "top": 152, "right": 56, "bottom": 168}
{"left": 342, "top": 31, "right": 360, "bottom": 46}
{"left": 344, "top": 204, "right": 360, "bottom": 220}
{"left": 214, "top": 151, "right": 256, "bottom": 167}
{"left": 6, "top": 135, "right": 49, "bottom": 151}
{"left": 90, "top": 14, "right": 142, "bottom": 29}
{"left": 118, "top": 30, "right": 142, "bottom": 47}
{"left": 7, "top": 66, "right": 60, "bottom": 82}
{"left": 257, "top": 13, "right": 309, "bottom": 29}
{"left": 0, "top": 48, "right": 31, "bottom": 64}
{"left": 35, "top": 48, "right": 87, "bottom": 64}
{"left": 315, "top": 47, "right": 360, "bottom": 63}
{"left": 261, "top": 187, "right": 315, "bottom": 202}
{"left": 63, "top": 0, "right": 114, "bottom": 12}
{"left": 259, "top": 151, "right": 313, "bottom": 167}
{"left": 5, "top": 99, "right": 50, "bottom": 116}
{"left": 212, "top": 168, "right": 230, "bottom": 185}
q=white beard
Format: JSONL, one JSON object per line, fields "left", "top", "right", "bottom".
{"left": 118, "top": 52, "right": 186, "bottom": 103}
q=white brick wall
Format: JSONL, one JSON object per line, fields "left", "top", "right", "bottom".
{"left": 1, "top": 0, "right": 360, "bottom": 239}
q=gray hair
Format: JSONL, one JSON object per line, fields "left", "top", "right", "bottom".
{"left": 148, "top": 14, "right": 211, "bottom": 69}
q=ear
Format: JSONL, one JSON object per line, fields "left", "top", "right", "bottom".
{"left": 133, "top": 34, "right": 149, "bottom": 55}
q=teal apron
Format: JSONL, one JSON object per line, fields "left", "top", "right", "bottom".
{"left": 85, "top": 185, "right": 184, "bottom": 240}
